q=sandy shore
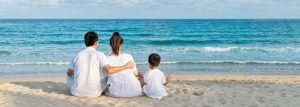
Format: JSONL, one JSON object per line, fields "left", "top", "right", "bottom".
{"left": 0, "top": 75, "right": 300, "bottom": 107}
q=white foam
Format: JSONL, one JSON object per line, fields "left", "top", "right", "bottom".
{"left": 1, "top": 61, "right": 300, "bottom": 66}
{"left": 163, "top": 46, "right": 300, "bottom": 53}
{"left": 136, "top": 61, "right": 300, "bottom": 65}
{"left": 0, "top": 62, "right": 69, "bottom": 65}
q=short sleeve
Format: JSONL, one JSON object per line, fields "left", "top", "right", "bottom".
{"left": 160, "top": 71, "right": 166, "bottom": 84}
{"left": 144, "top": 73, "right": 148, "bottom": 84}
{"left": 99, "top": 52, "right": 108, "bottom": 68}
{"left": 128, "top": 54, "right": 137, "bottom": 72}
{"left": 69, "top": 55, "right": 76, "bottom": 70}
{"left": 102, "top": 68, "right": 108, "bottom": 77}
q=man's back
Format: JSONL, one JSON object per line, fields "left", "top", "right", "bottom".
{"left": 69, "top": 47, "right": 107, "bottom": 97}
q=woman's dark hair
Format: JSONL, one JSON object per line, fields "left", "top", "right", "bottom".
{"left": 84, "top": 31, "right": 98, "bottom": 47}
{"left": 148, "top": 53, "right": 161, "bottom": 67}
{"left": 110, "top": 32, "right": 123, "bottom": 56}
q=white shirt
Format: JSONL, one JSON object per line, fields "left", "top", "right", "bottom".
{"left": 103, "top": 53, "right": 143, "bottom": 97}
{"left": 69, "top": 47, "right": 108, "bottom": 97}
{"left": 143, "top": 69, "right": 168, "bottom": 99}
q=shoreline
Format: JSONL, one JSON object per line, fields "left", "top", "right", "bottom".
{"left": 1, "top": 74, "right": 300, "bottom": 83}
{"left": 1, "top": 74, "right": 300, "bottom": 106}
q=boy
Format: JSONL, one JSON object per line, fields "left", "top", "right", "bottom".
{"left": 143, "top": 53, "right": 173, "bottom": 99}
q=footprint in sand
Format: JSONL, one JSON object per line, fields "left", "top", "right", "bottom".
{"left": 181, "top": 88, "right": 202, "bottom": 96}
{"left": 255, "top": 96, "right": 265, "bottom": 103}
{"left": 202, "top": 105, "right": 215, "bottom": 107}
{"left": 281, "top": 93, "right": 287, "bottom": 97}
{"left": 218, "top": 99, "right": 226, "bottom": 105}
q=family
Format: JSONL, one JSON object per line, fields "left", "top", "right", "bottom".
{"left": 66, "top": 31, "right": 173, "bottom": 99}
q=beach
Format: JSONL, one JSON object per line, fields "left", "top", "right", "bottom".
{"left": 1, "top": 19, "right": 300, "bottom": 107}
{"left": 1, "top": 75, "right": 299, "bottom": 107}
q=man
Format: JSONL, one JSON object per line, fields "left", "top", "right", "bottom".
{"left": 67, "top": 31, "right": 134, "bottom": 97}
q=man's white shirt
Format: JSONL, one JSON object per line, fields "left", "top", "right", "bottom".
{"left": 69, "top": 47, "right": 108, "bottom": 97}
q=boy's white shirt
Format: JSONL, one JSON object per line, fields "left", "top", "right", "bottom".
{"left": 143, "top": 69, "right": 168, "bottom": 99}
{"left": 69, "top": 47, "right": 108, "bottom": 97}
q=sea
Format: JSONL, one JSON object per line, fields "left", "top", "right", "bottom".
{"left": 1, "top": 19, "right": 300, "bottom": 78}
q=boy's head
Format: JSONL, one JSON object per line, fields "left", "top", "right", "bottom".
{"left": 84, "top": 31, "right": 99, "bottom": 47}
{"left": 148, "top": 53, "right": 161, "bottom": 68}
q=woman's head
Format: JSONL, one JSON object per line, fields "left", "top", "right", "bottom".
{"left": 110, "top": 32, "right": 123, "bottom": 56}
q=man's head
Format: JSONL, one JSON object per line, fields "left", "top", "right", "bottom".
{"left": 84, "top": 31, "right": 99, "bottom": 47}
{"left": 148, "top": 53, "right": 161, "bottom": 68}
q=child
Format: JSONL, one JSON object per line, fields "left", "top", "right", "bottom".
{"left": 143, "top": 53, "right": 173, "bottom": 99}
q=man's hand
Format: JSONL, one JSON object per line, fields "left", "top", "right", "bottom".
{"left": 126, "top": 61, "right": 135, "bottom": 69}
{"left": 104, "top": 61, "right": 135, "bottom": 74}
{"left": 67, "top": 68, "right": 74, "bottom": 76}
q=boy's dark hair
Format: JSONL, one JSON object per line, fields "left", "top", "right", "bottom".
{"left": 110, "top": 32, "right": 123, "bottom": 56}
{"left": 148, "top": 53, "right": 161, "bottom": 67}
{"left": 84, "top": 31, "right": 99, "bottom": 47}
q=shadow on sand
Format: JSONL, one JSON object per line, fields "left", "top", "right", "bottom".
{"left": 11, "top": 81, "right": 72, "bottom": 96}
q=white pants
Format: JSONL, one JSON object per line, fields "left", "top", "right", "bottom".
{"left": 67, "top": 76, "right": 109, "bottom": 95}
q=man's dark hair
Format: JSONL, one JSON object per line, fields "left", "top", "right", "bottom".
{"left": 148, "top": 53, "right": 161, "bottom": 67}
{"left": 110, "top": 32, "right": 123, "bottom": 56}
{"left": 84, "top": 31, "right": 98, "bottom": 47}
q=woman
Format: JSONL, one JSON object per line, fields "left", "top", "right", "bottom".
{"left": 103, "top": 32, "right": 144, "bottom": 97}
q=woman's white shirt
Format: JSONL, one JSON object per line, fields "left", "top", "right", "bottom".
{"left": 103, "top": 53, "right": 143, "bottom": 97}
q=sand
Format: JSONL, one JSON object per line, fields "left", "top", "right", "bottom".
{"left": 0, "top": 75, "right": 300, "bottom": 107}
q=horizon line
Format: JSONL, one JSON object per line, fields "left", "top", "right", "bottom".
{"left": 1, "top": 18, "right": 300, "bottom": 20}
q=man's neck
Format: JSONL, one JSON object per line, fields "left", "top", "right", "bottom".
{"left": 88, "top": 46, "right": 96, "bottom": 49}
{"left": 151, "top": 67, "right": 158, "bottom": 69}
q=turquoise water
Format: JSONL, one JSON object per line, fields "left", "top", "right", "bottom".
{"left": 1, "top": 19, "right": 300, "bottom": 77}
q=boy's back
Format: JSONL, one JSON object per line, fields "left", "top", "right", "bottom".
{"left": 143, "top": 69, "right": 168, "bottom": 99}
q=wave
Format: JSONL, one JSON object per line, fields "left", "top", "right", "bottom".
{"left": 136, "top": 61, "right": 300, "bottom": 65}
{"left": 0, "top": 62, "right": 69, "bottom": 65}
{"left": 158, "top": 47, "right": 300, "bottom": 53}
{"left": 138, "top": 39, "right": 300, "bottom": 45}
{"left": 0, "top": 52, "right": 59, "bottom": 56}
{"left": 42, "top": 40, "right": 84, "bottom": 44}
{"left": 2, "top": 61, "right": 300, "bottom": 66}
{"left": 0, "top": 51, "right": 11, "bottom": 54}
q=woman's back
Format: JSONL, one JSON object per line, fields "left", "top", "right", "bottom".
{"left": 104, "top": 53, "right": 143, "bottom": 97}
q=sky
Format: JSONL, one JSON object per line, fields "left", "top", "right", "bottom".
{"left": 0, "top": 0, "right": 300, "bottom": 19}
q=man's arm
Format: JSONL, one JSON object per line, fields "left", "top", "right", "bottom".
{"left": 67, "top": 68, "right": 74, "bottom": 76}
{"left": 163, "top": 74, "right": 173, "bottom": 86}
{"left": 103, "top": 61, "right": 135, "bottom": 74}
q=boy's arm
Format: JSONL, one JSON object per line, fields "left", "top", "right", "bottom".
{"left": 103, "top": 61, "right": 135, "bottom": 74}
{"left": 133, "top": 70, "right": 144, "bottom": 78}
{"left": 104, "top": 77, "right": 108, "bottom": 80}
{"left": 67, "top": 68, "right": 74, "bottom": 76}
{"left": 163, "top": 74, "right": 173, "bottom": 86}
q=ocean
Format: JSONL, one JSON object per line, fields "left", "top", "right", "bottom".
{"left": 1, "top": 19, "right": 300, "bottom": 78}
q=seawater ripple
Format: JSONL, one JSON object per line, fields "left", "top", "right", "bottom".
{"left": 1, "top": 19, "right": 300, "bottom": 65}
